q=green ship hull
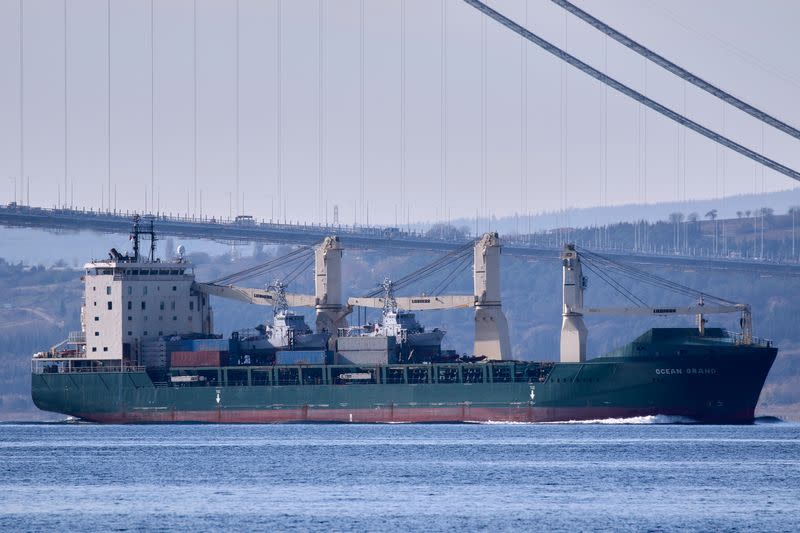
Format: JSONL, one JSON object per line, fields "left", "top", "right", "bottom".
{"left": 32, "top": 329, "right": 777, "bottom": 424}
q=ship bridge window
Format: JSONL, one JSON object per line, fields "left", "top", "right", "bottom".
{"left": 102, "top": 269, "right": 112, "bottom": 275}
{"left": 170, "top": 270, "right": 179, "bottom": 275}
{"left": 132, "top": 270, "right": 139, "bottom": 275}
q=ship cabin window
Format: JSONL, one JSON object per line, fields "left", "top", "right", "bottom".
{"left": 143, "top": 331, "right": 148, "bottom": 336}
{"left": 128, "top": 316, "right": 132, "bottom": 321}
{"left": 107, "top": 302, "right": 112, "bottom": 310}
{"left": 143, "top": 286, "right": 148, "bottom": 295}
{"left": 103, "top": 347, "right": 108, "bottom": 352}
{"left": 92, "top": 347, "right": 97, "bottom": 352}
{"left": 94, "top": 332, "right": 99, "bottom": 336}
{"left": 94, "top": 316, "right": 99, "bottom": 321}
{"left": 172, "top": 286, "right": 177, "bottom": 291}
{"left": 128, "top": 301, "right": 132, "bottom": 310}
{"left": 189, "top": 301, "right": 194, "bottom": 311}
{"left": 141, "top": 302, "right": 146, "bottom": 310}
{"left": 171, "top": 302, "right": 176, "bottom": 310}
{"left": 160, "top": 302, "right": 165, "bottom": 310}
{"left": 106, "top": 286, "right": 111, "bottom": 295}
{"left": 128, "top": 331, "right": 132, "bottom": 336}
{"left": 173, "top": 316, "right": 177, "bottom": 321}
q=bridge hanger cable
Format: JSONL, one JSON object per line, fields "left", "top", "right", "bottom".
{"left": 550, "top": 0, "right": 800, "bottom": 142}
{"left": 577, "top": 247, "right": 737, "bottom": 306}
{"left": 461, "top": 0, "right": 800, "bottom": 183}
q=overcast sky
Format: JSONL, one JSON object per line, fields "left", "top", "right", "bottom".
{"left": 1, "top": 0, "right": 799, "bottom": 226}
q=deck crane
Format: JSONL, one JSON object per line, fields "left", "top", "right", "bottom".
{"left": 348, "top": 233, "right": 512, "bottom": 360}
{"left": 560, "top": 244, "right": 754, "bottom": 363}
{"left": 194, "top": 236, "right": 351, "bottom": 337}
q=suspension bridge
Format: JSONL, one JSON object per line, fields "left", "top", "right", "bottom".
{"left": 3, "top": 0, "right": 800, "bottom": 274}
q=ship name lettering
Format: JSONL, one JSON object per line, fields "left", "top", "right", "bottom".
{"left": 655, "top": 368, "right": 717, "bottom": 375}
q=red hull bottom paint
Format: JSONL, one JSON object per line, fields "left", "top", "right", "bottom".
{"left": 78, "top": 406, "right": 756, "bottom": 424}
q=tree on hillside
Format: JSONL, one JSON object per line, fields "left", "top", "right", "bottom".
{"left": 668, "top": 212, "right": 684, "bottom": 252}
{"left": 736, "top": 211, "right": 743, "bottom": 218}
{"left": 705, "top": 209, "right": 718, "bottom": 221}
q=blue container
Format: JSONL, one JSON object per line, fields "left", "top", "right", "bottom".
{"left": 275, "top": 350, "right": 327, "bottom": 365}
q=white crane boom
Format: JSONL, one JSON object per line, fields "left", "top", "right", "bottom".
{"left": 195, "top": 283, "right": 316, "bottom": 308}
{"left": 575, "top": 304, "right": 747, "bottom": 317}
{"left": 348, "top": 295, "right": 475, "bottom": 311}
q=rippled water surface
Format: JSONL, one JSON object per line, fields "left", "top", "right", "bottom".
{"left": 1, "top": 420, "right": 799, "bottom": 531}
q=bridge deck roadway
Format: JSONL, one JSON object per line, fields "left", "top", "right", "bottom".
{"left": 2, "top": 206, "right": 799, "bottom": 277}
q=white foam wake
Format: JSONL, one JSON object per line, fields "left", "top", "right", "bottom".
{"left": 547, "top": 414, "right": 698, "bottom": 425}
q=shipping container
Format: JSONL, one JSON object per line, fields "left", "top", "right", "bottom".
{"left": 170, "top": 350, "right": 226, "bottom": 367}
{"left": 336, "top": 336, "right": 396, "bottom": 352}
{"left": 275, "top": 350, "right": 328, "bottom": 365}
{"left": 335, "top": 350, "right": 398, "bottom": 365}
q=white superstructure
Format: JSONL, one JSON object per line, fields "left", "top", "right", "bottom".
{"left": 80, "top": 217, "right": 212, "bottom": 364}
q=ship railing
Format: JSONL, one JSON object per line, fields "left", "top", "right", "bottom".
{"left": 730, "top": 332, "right": 772, "bottom": 347}
{"left": 68, "top": 331, "right": 86, "bottom": 344}
{"left": 32, "top": 360, "right": 145, "bottom": 374}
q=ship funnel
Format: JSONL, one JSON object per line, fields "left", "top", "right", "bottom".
{"left": 560, "top": 244, "right": 587, "bottom": 363}
{"left": 473, "top": 232, "right": 511, "bottom": 360}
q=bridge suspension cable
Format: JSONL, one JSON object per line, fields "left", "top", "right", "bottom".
{"left": 461, "top": 0, "right": 800, "bottom": 183}
{"left": 550, "top": 0, "right": 800, "bottom": 142}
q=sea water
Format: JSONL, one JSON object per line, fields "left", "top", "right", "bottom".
{"left": 1, "top": 419, "right": 799, "bottom": 531}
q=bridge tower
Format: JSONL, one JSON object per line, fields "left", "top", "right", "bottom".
{"left": 560, "top": 244, "right": 587, "bottom": 362}
{"left": 473, "top": 232, "right": 512, "bottom": 360}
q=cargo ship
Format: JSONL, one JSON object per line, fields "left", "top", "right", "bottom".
{"left": 31, "top": 218, "right": 777, "bottom": 424}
